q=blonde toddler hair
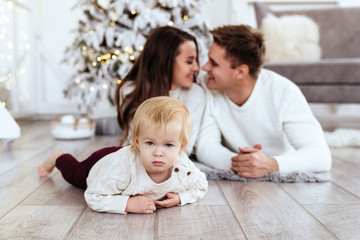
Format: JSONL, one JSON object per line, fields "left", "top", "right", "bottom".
{"left": 131, "top": 96, "right": 192, "bottom": 152}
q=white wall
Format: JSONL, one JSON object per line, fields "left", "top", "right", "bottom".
{"left": 16, "top": 0, "right": 360, "bottom": 119}
{"left": 202, "top": 0, "right": 341, "bottom": 28}
{"left": 32, "top": 0, "right": 82, "bottom": 115}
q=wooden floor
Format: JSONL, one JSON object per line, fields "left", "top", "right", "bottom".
{"left": 1, "top": 120, "right": 360, "bottom": 240}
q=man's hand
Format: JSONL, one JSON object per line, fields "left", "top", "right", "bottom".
{"left": 125, "top": 195, "right": 156, "bottom": 214}
{"left": 231, "top": 144, "right": 279, "bottom": 178}
{"left": 154, "top": 192, "right": 180, "bottom": 208}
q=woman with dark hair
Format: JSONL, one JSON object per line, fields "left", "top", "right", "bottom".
{"left": 116, "top": 26, "right": 204, "bottom": 155}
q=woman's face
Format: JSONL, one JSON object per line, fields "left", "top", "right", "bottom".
{"left": 171, "top": 40, "right": 199, "bottom": 90}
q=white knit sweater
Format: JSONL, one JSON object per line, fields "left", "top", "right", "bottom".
{"left": 84, "top": 146, "right": 208, "bottom": 214}
{"left": 196, "top": 69, "right": 332, "bottom": 173}
{"left": 119, "top": 82, "right": 205, "bottom": 156}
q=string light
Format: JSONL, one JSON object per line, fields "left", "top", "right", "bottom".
{"left": 114, "top": 49, "right": 120, "bottom": 55}
{"left": 102, "top": 84, "right": 108, "bottom": 89}
{"left": 168, "top": 21, "right": 174, "bottom": 26}
{"left": 129, "top": 55, "right": 135, "bottom": 61}
{"left": 117, "top": 79, "right": 122, "bottom": 84}
{"left": 7, "top": 41, "right": 13, "bottom": 49}
{"left": 1, "top": 0, "right": 31, "bottom": 112}
{"left": 7, "top": 1, "right": 14, "bottom": 8}
{"left": 75, "top": 78, "right": 81, "bottom": 84}
{"left": 82, "top": 45, "right": 87, "bottom": 51}
{"left": 89, "top": 86, "right": 95, "bottom": 92}
{"left": 131, "top": 10, "right": 136, "bottom": 15}
{"left": 92, "top": 61, "right": 97, "bottom": 66}
{"left": 161, "top": 2, "right": 167, "bottom": 7}
{"left": 139, "top": 45, "right": 143, "bottom": 51}
{"left": 110, "top": 21, "right": 115, "bottom": 26}
{"left": 1, "top": 102, "right": 6, "bottom": 107}
{"left": 183, "top": 15, "right": 189, "bottom": 20}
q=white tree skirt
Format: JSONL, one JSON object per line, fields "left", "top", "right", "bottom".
{"left": 51, "top": 114, "right": 95, "bottom": 140}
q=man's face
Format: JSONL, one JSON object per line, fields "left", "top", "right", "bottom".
{"left": 202, "top": 43, "right": 238, "bottom": 91}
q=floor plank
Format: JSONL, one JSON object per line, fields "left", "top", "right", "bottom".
{"left": 22, "top": 172, "right": 86, "bottom": 206}
{"left": 279, "top": 182, "right": 360, "bottom": 204}
{"left": 68, "top": 208, "right": 156, "bottom": 240}
{"left": 0, "top": 205, "right": 85, "bottom": 240}
{"left": 219, "top": 181, "right": 337, "bottom": 239}
{"left": 157, "top": 205, "right": 246, "bottom": 240}
{"left": 0, "top": 152, "right": 50, "bottom": 218}
{"left": 194, "top": 180, "right": 228, "bottom": 206}
{"left": 330, "top": 157, "right": 360, "bottom": 198}
{"left": 0, "top": 148, "right": 47, "bottom": 175}
{"left": 304, "top": 204, "right": 360, "bottom": 240}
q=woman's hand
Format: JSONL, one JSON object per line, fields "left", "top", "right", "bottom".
{"left": 154, "top": 192, "right": 181, "bottom": 208}
{"left": 125, "top": 195, "right": 156, "bottom": 214}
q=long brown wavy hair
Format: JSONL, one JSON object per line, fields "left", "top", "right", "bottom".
{"left": 115, "top": 26, "right": 199, "bottom": 145}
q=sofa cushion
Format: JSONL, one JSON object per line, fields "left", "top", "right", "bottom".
{"left": 265, "top": 58, "right": 360, "bottom": 84}
{"left": 261, "top": 14, "right": 321, "bottom": 62}
{"left": 265, "top": 58, "right": 360, "bottom": 103}
{"left": 254, "top": 2, "right": 360, "bottom": 59}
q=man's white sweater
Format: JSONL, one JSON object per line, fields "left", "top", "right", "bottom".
{"left": 196, "top": 69, "right": 331, "bottom": 173}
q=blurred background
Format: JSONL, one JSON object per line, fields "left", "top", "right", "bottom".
{"left": 1, "top": 0, "right": 359, "bottom": 130}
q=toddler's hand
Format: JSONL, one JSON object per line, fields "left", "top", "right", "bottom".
{"left": 125, "top": 195, "right": 156, "bottom": 214}
{"left": 154, "top": 192, "right": 180, "bottom": 208}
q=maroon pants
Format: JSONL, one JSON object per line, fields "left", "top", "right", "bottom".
{"left": 56, "top": 146, "right": 122, "bottom": 189}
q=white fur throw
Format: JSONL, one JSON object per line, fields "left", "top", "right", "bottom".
{"left": 325, "top": 128, "right": 360, "bottom": 148}
{"left": 261, "top": 14, "right": 321, "bottom": 62}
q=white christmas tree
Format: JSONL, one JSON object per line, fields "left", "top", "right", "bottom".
{"left": 63, "top": 0, "right": 212, "bottom": 113}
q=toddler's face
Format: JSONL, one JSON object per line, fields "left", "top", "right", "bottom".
{"left": 136, "top": 122, "right": 182, "bottom": 181}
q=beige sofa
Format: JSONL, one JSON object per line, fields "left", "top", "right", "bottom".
{"left": 254, "top": 2, "right": 360, "bottom": 103}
